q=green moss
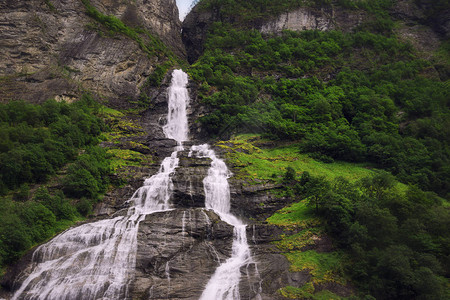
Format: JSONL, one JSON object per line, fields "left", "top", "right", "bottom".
{"left": 313, "top": 289, "right": 347, "bottom": 299}
{"left": 44, "top": 0, "right": 56, "bottom": 12}
{"left": 267, "top": 200, "right": 318, "bottom": 227}
{"left": 279, "top": 283, "right": 315, "bottom": 299}
{"left": 100, "top": 114, "right": 146, "bottom": 143}
{"left": 99, "top": 106, "right": 125, "bottom": 118}
{"left": 106, "top": 149, "right": 151, "bottom": 171}
{"left": 80, "top": 0, "right": 177, "bottom": 65}
{"left": 218, "top": 134, "right": 407, "bottom": 192}
{"left": 285, "top": 250, "right": 346, "bottom": 284}
{"left": 267, "top": 195, "right": 350, "bottom": 297}
{"left": 275, "top": 228, "right": 323, "bottom": 251}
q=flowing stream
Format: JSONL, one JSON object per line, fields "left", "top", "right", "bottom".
{"left": 11, "top": 69, "right": 258, "bottom": 299}
{"left": 190, "top": 145, "right": 260, "bottom": 300}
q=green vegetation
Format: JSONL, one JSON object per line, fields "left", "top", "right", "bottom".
{"left": 0, "top": 95, "right": 112, "bottom": 271}
{"left": 44, "top": 0, "right": 56, "bottom": 12}
{"left": 193, "top": 0, "right": 450, "bottom": 297}
{"left": 81, "top": 0, "right": 173, "bottom": 60}
{"left": 223, "top": 135, "right": 448, "bottom": 298}
{"left": 197, "top": 0, "right": 396, "bottom": 31}
{"left": 267, "top": 167, "right": 450, "bottom": 299}
{"left": 107, "top": 149, "right": 152, "bottom": 172}
{"left": 216, "top": 135, "right": 387, "bottom": 184}
{"left": 267, "top": 197, "right": 348, "bottom": 298}
{"left": 189, "top": 11, "right": 449, "bottom": 199}
{"left": 197, "top": 0, "right": 395, "bottom": 24}
{"left": 0, "top": 95, "right": 104, "bottom": 193}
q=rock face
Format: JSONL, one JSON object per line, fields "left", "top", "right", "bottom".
{"left": 392, "top": 0, "right": 449, "bottom": 57}
{"left": 171, "top": 151, "right": 211, "bottom": 208}
{"left": 0, "top": 0, "right": 185, "bottom": 104}
{"left": 131, "top": 208, "right": 234, "bottom": 299}
{"left": 182, "top": 5, "right": 216, "bottom": 64}
{"left": 259, "top": 5, "right": 366, "bottom": 34}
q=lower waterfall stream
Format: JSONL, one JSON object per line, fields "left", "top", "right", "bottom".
{"left": 190, "top": 145, "right": 261, "bottom": 300}
{"left": 10, "top": 69, "right": 259, "bottom": 300}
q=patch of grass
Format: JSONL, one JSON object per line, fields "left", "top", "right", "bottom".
{"left": 285, "top": 250, "right": 346, "bottom": 284}
{"left": 99, "top": 106, "right": 125, "bottom": 117}
{"left": 313, "top": 289, "right": 347, "bottom": 299}
{"left": 266, "top": 200, "right": 319, "bottom": 228}
{"left": 106, "top": 149, "right": 151, "bottom": 171}
{"left": 279, "top": 283, "right": 315, "bottom": 299}
{"left": 217, "top": 134, "right": 408, "bottom": 192}
{"left": 266, "top": 191, "right": 351, "bottom": 297}
{"left": 275, "top": 228, "right": 323, "bottom": 251}
{"left": 100, "top": 114, "right": 146, "bottom": 143}
{"left": 279, "top": 284, "right": 347, "bottom": 299}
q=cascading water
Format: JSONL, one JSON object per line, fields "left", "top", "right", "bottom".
{"left": 190, "top": 145, "right": 261, "bottom": 300}
{"left": 11, "top": 69, "right": 189, "bottom": 300}
{"left": 10, "top": 69, "right": 259, "bottom": 300}
{"left": 163, "top": 69, "right": 189, "bottom": 144}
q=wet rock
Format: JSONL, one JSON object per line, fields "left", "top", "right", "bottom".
{"left": 230, "top": 180, "right": 292, "bottom": 221}
{"left": 171, "top": 152, "right": 211, "bottom": 209}
{"left": 245, "top": 224, "right": 310, "bottom": 300}
{"left": 131, "top": 208, "right": 234, "bottom": 299}
{"left": 182, "top": 5, "right": 217, "bottom": 64}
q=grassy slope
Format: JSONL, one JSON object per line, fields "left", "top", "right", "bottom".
{"left": 216, "top": 134, "right": 416, "bottom": 298}
{"left": 217, "top": 134, "right": 406, "bottom": 188}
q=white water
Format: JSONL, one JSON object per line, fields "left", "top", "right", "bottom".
{"left": 191, "top": 145, "right": 260, "bottom": 300}
{"left": 163, "top": 69, "right": 189, "bottom": 143}
{"left": 12, "top": 69, "right": 189, "bottom": 300}
{"left": 11, "top": 69, "right": 260, "bottom": 300}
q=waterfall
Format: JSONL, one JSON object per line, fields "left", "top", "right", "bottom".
{"left": 163, "top": 69, "right": 189, "bottom": 144}
{"left": 10, "top": 69, "right": 260, "bottom": 300}
{"left": 11, "top": 69, "right": 189, "bottom": 300}
{"left": 190, "top": 145, "right": 260, "bottom": 300}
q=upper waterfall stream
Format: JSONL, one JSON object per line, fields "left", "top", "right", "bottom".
{"left": 10, "top": 69, "right": 259, "bottom": 300}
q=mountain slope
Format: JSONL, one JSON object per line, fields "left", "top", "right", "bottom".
{"left": 0, "top": 0, "right": 185, "bottom": 106}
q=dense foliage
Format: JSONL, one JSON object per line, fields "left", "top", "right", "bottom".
{"left": 284, "top": 171, "right": 449, "bottom": 299}
{"left": 190, "top": 0, "right": 450, "bottom": 297}
{"left": 189, "top": 23, "right": 449, "bottom": 198}
{"left": 0, "top": 96, "right": 111, "bottom": 268}
{"left": 0, "top": 96, "right": 104, "bottom": 193}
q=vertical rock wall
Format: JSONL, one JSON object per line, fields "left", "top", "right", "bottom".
{"left": 0, "top": 0, "right": 185, "bottom": 104}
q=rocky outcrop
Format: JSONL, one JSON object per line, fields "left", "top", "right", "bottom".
{"left": 399, "top": 0, "right": 450, "bottom": 38}
{"left": 392, "top": 0, "right": 449, "bottom": 57}
{"left": 182, "top": 5, "right": 217, "bottom": 64}
{"left": 131, "top": 208, "right": 234, "bottom": 299}
{"left": 171, "top": 151, "right": 211, "bottom": 208}
{"left": 0, "top": 0, "right": 185, "bottom": 104}
{"left": 259, "top": 5, "right": 366, "bottom": 35}
{"left": 90, "top": 0, "right": 185, "bottom": 56}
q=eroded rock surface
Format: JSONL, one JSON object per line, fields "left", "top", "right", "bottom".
{"left": 0, "top": 0, "right": 184, "bottom": 104}
{"left": 131, "top": 208, "right": 234, "bottom": 299}
{"left": 259, "top": 5, "right": 366, "bottom": 34}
